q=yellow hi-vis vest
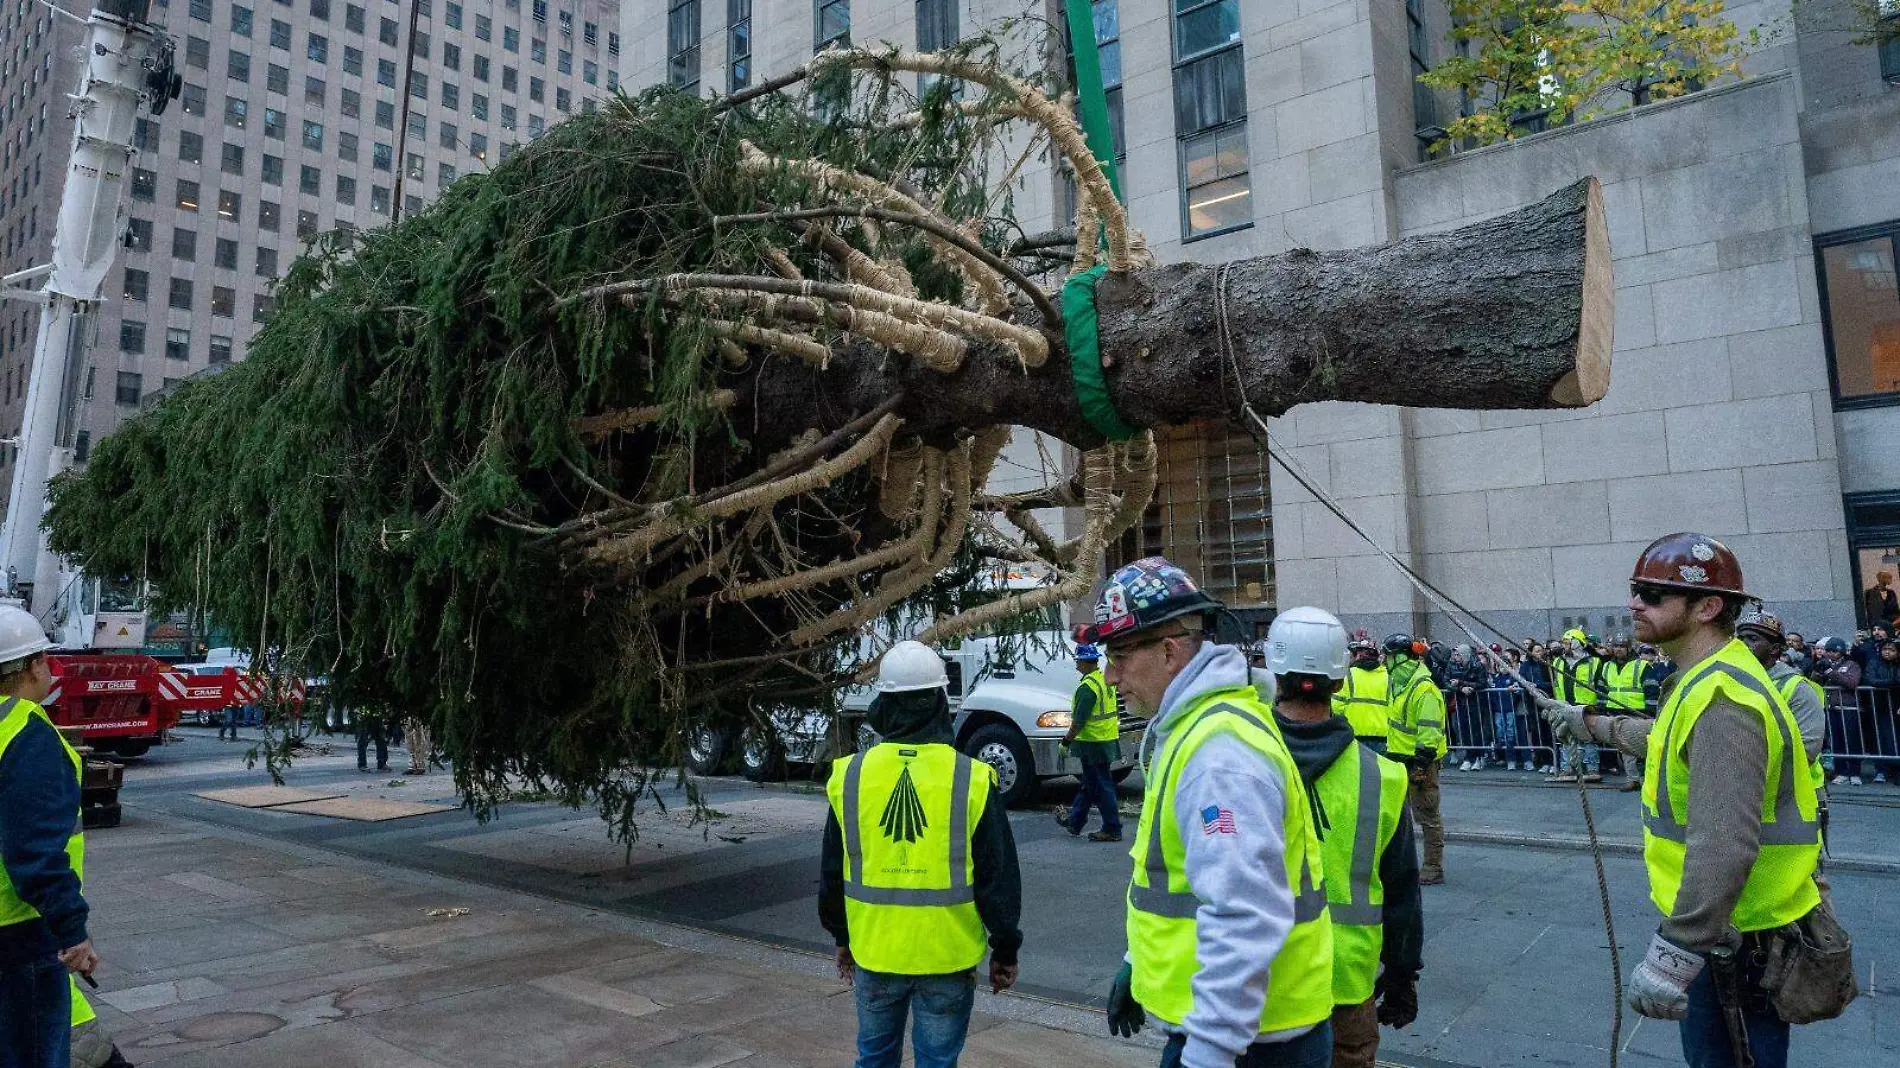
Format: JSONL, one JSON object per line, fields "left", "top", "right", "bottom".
{"left": 72, "top": 979, "right": 95, "bottom": 1025}
{"left": 1075, "top": 671, "right": 1120, "bottom": 743}
{"left": 827, "top": 742, "right": 993, "bottom": 974}
{"left": 1383, "top": 663, "right": 1445, "bottom": 758}
{"left": 1642, "top": 640, "right": 1821, "bottom": 933}
{"left": 1127, "top": 687, "right": 1333, "bottom": 1034}
{"left": 1600, "top": 659, "right": 1647, "bottom": 712}
{"left": 1313, "top": 741, "right": 1409, "bottom": 1006}
{"left": 0, "top": 696, "right": 85, "bottom": 931}
{"left": 1774, "top": 671, "right": 1828, "bottom": 791}
{"left": 1554, "top": 656, "right": 1603, "bottom": 706}
{"left": 1331, "top": 665, "right": 1390, "bottom": 741}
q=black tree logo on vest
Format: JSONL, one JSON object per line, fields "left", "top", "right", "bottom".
{"left": 880, "top": 766, "right": 928, "bottom": 844}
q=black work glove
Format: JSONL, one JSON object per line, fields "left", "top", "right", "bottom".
{"left": 1375, "top": 972, "right": 1419, "bottom": 1029}
{"left": 1107, "top": 961, "right": 1145, "bottom": 1038}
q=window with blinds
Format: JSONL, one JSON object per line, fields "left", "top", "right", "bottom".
{"left": 1113, "top": 424, "right": 1273, "bottom": 609}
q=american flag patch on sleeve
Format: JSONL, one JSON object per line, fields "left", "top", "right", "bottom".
{"left": 1200, "top": 805, "right": 1237, "bottom": 835}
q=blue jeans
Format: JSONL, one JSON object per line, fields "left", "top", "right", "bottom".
{"left": 1159, "top": 1022, "right": 1334, "bottom": 1068}
{"left": 0, "top": 949, "right": 70, "bottom": 1068}
{"left": 853, "top": 968, "right": 976, "bottom": 1068}
{"left": 1680, "top": 967, "right": 1788, "bottom": 1068}
{"left": 219, "top": 704, "right": 240, "bottom": 740}
{"left": 1067, "top": 757, "right": 1122, "bottom": 836}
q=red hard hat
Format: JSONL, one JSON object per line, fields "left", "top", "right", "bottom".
{"left": 1631, "top": 532, "right": 1750, "bottom": 599}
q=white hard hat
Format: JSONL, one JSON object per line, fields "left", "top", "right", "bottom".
{"left": 0, "top": 603, "right": 52, "bottom": 671}
{"left": 1266, "top": 606, "right": 1349, "bottom": 681}
{"left": 876, "top": 640, "right": 949, "bottom": 693}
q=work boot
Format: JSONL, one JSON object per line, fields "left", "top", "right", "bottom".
{"left": 1419, "top": 867, "right": 1444, "bottom": 885}
{"left": 1054, "top": 806, "right": 1079, "bottom": 836}
{"left": 1088, "top": 830, "right": 1122, "bottom": 843}
{"left": 1549, "top": 771, "right": 1579, "bottom": 783}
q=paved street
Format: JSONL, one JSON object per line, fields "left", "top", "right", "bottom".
{"left": 83, "top": 726, "right": 1900, "bottom": 1067}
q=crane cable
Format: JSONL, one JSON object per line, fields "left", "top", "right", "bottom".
{"left": 1212, "top": 264, "right": 1626, "bottom": 1066}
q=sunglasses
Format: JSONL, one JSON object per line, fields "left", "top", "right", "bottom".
{"left": 1629, "top": 583, "right": 1681, "bottom": 606}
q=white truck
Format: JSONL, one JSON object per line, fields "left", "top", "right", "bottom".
{"left": 687, "top": 633, "right": 1145, "bottom": 807}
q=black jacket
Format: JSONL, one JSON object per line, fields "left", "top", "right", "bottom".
{"left": 1276, "top": 710, "right": 1424, "bottom": 986}
{"left": 818, "top": 728, "right": 1023, "bottom": 968}
{"left": 0, "top": 707, "right": 88, "bottom": 963}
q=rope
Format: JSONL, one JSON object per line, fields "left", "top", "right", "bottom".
{"left": 1213, "top": 273, "right": 1625, "bottom": 1067}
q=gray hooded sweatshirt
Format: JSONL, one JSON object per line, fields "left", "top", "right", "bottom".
{"left": 1140, "top": 642, "right": 1316, "bottom": 1068}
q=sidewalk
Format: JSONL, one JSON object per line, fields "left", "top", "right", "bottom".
{"left": 81, "top": 804, "right": 1159, "bottom": 1068}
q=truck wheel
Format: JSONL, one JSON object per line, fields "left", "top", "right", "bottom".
{"left": 739, "top": 727, "right": 786, "bottom": 782}
{"left": 101, "top": 740, "right": 152, "bottom": 759}
{"left": 685, "top": 725, "right": 733, "bottom": 775}
{"left": 964, "top": 724, "right": 1036, "bottom": 808}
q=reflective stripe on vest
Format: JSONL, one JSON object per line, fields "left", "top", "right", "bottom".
{"left": 1554, "top": 658, "right": 1603, "bottom": 706}
{"left": 1641, "top": 642, "right": 1821, "bottom": 933}
{"left": 1075, "top": 671, "right": 1120, "bottom": 743}
{"left": 1315, "top": 743, "right": 1408, "bottom": 1005}
{"left": 1331, "top": 666, "right": 1390, "bottom": 740}
{"left": 828, "top": 743, "right": 990, "bottom": 973}
{"left": 1601, "top": 660, "right": 1646, "bottom": 712}
{"left": 1386, "top": 667, "right": 1443, "bottom": 756}
{"left": 0, "top": 696, "right": 85, "bottom": 931}
{"left": 1126, "top": 691, "right": 1333, "bottom": 1033}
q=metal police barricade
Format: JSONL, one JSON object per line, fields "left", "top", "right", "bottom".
{"left": 1441, "top": 685, "right": 1559, "bottom": 772}
{"left": 1821, "top": 685, "right": 1900, "bottom": 783}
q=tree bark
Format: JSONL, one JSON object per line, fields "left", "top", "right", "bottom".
{"left": 741, "top": 178, "right": 1611, "bottom": 449}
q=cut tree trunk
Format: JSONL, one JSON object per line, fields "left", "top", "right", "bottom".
{"left": 741, "top": 177, "right": 1611, "bottom": 450}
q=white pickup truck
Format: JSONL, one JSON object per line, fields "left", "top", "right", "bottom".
{"left": 686, "top": 633, "right": 1146, "bottom": 807}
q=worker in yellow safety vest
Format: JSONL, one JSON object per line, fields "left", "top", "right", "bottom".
{"left": 1541, "top": 533, "right": 1831, "bottom": 1067}
{"left": 1598, "top": 635, "right": 1652, "bottom": 792}
{"left": 1267, "top": 607, "right": 1423, "bottom": 1068}
{"left": 70, "top": 983, "right": 134, "bottom": 1068}
{"left": 1090, "top": 557, "right": 1336, "bottom": 1068}
{"left": 1382, "top": 634, "right": 1447, "bottom": 885}
{"left": 1735, "top": 611, "right": 1828, "bottom": 793}
{"left": 1057, "top": 643, "right": 1123, "bottom": 842}
{"left": 1551, "top": 628, "right": 1606, "bottom": 784}
{"left": 1330, "top": 632, "right": 1390, "bottom": 750}
{"left": 819, "top": 639, "right": 1022, "bottom": 1068}
{"left": 0, "top": 604, "right": 101, "bottom": 1068}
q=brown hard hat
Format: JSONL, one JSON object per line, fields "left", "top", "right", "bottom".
{"left": 1631, "top": 532, "right": 1750, "bottom": 599}
{"left": 1737, "top": 608, "right": 1785, "bottom": 643}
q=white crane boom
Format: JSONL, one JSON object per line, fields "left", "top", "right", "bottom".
{"left": 0, "top": 0, "right": 177, "bottom": 648}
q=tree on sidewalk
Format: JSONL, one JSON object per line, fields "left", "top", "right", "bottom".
{"left": 46, "top": 37, "right": 1612, "bottom": 829}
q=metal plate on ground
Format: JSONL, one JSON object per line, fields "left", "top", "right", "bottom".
{"left": 270, "top": 797, "right": 455, "bottom": 821}
{"left": 195, "top": 785, "right": 349, "bottom": 808}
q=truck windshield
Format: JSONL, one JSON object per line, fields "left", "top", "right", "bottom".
{"left": 98, "top": 575, "right": 144, "bottom": 612}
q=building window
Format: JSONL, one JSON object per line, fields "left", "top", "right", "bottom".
{"left": 380, "top": 16, "right": 398, "bottom": 46}
{"left": 253, "top": 294, "right": 276, "bottom": 323}
{"left": 376, "top": 99, "right": 396, "bottom": 128}
{"left": 439, "top": 161, "right": 457, "bottom": 184}
{"left": 407, "top": 152, "right": 425, "bottom": 180}
{"left": 503, "top": 66, "right": 518, "bottom": 91}
{"left": 555, "top": 87, "right": 569, "bottom": 111}
{"left": 186, "top": 35, "right": 210, "bottom": 68}
{"left": 209, "top": 334, "right": 234, "bottom": 364}
{"left": 119, "top": 320, "right": 145, "bottom": 353}
{"left": 1172, "top": 0, "right": 1249, "bottom": 239}
{"left": 307, "top": 32, "right": 328, "bottom": 63}
{"left": 445, "top": 42, "right": 461, "bottom": 70}
{"left": 181, "top": 83, "right": 207, "bottom": 115}
{"left": 530, "top": 76, "right": 544, "bottom": 102}
{"left": 1111, "top": 426, "right": 1274, "bottom": 611}
{"left": 412, "top": 30, "right": 431, "bottom": 57}
{"left": 127, "top": 218, "right": 153, "bottom": 252}
{"left": 215, "top": 237, "right": 239, "bottom": 269}
{"left": 475, "top": 55, "right": 490, "bottom": 81}
{"left": 916, "top": 0, "right": 955, "bottom": 52}
{"left": 346, "top": 3, "right": 364, "bottom": 32}
{"left": 1080, "top": 0, "right": 1125, "bottom": 161}
{"left": 469, "top": 131, "right": 487, "bottom": 158}
{"left": 528, "top": 114, "right": 544, "bottom": 136}
{"left": 176, "top": 179, "right": 200, "bottom": 212}
{"left": 1882, "top": 5, "right": 1900, "bottom": 85}
{"left": 130, "top": 168, "right": 156, "bottom": 201}
{"left": 476, "top": 13, "right": 491, "bottom": 40}
{"left": 669, "top": 0, "right": 700, "bottom": 89}
{"left": 259, "top": 200, "right": 280, "bottom": 231}
{"left": 472, "top": 93, "right": 488, "bottom": 119}
{"left": 338, "top": 131, "right": 358, "bottom": 161}
{"left": 115, "top": 372, "right": 142, "bottom": 406}
{"left": 188, "top": 0, "right": 211, "bottom": 19}
{"left": 218, "top": 189, "right": 241, "bottom": 220}
{"left": 136, "top": 120, "right": 158, "bottom": 152}
{"left": 124, "top": 269, "right": 149, "bottom": 301}
{"left": 211, "top": 286, "right": 236, "bottom": 317}
{"left": 232, "top": 4, "right": 253, "bottom": 35}
{"left": 228, "top": 49, "right": 251, "bottom": 81}
{"left": 532, "top": 38, "right": 546, "bottom": 63}
{"left": 305, "top": 75, "right": 326, "bottom": 106}
{"left": 532, "top": 0, "right": 546, "bottom": 21}
{"left": 405, "top": 194, "right": 423, "bottom": 215}
{"left": 608, "top": 70, "right": 618, "bottom": 91}
{"left": 446, "top": 1, "right": 461, "bottom": 27}
{"left": 504, "top": 25, "right": 519, "bottom": 52}
{"left": 270, "top": 17, "right": 291, "bottom": 48}
{"left": 297, "top": 209, "right": 319, "bottom": 239}
{"left": 378, "top": 58, "right": 396, "bottom": 87}
{"left": 166, "top": 327, "right": 191, "bottom": 360}
{"left": 443, "top": 82, "right": 459, "bottom": 109}
{"left": 609, "top": 30, "right": 619, "bottom": 55}
{"left": 300, "top": 164, "right": 321, "bottom": 194}
{"left": 302, "top": 119, "right": 324, "bottom": 150}
{"left": 343, "top": 45, "right": 362, "bottom": 74}
{"left": 407, "top": 113, "right": 427, "bottom": 140}
{"left": 262, "top": 154, "right": 283, "bottom": 184}
{"left": 341, "top": 86, "right": 360, "bottom": 117}
{"left": 268, "top": 62, "right": 289, "bottom": 93}
{"left": 169, "top": 277, "right": 194, "bottom": 310}
{"left": 178, "top": 131, "right": 204, "bottom": 165}
{"left": 256, "top": 245, "right": 278, "bottom": 277}
{"left": 558, "top": 48, "right": 571, "bottom": 73}
{"left": 439, "top": 121, "right": 457, "bottom": 148}
{"left": 583, "top": 58, "right": 597, "bottom": 85}
{"left": 372, "top": 141, "right": 393, "bottom": 171}
{"left": 727, "top": 0, "right": 749, "bottom": 90}
{"left": 1818, "top": 223, "right": 1900, "bottom": 407}
{"left": 370, "top": 185, "right": 390, "bottom": 214}
{"left": 410, "top": 71, "right": 429, "bottom": 99}
{"left": 224, "top": 95, "right": 249, "bottom": 128}
{"left": 814, "top": 0, "right": 847, "bottom": 50}
{"left": 311, "top": 0, "right": 330, "bottom": 21}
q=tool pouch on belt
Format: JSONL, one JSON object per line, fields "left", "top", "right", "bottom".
{"left": 1758, "top": 893, "right": 1859, "bottom": 1024}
